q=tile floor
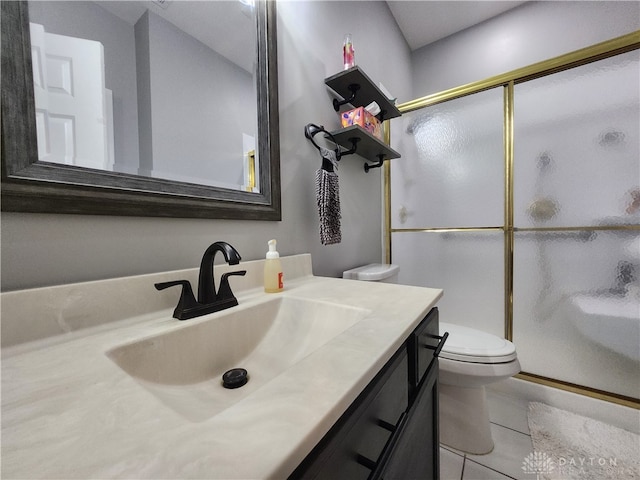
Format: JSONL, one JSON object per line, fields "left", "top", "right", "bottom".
{"left": 439, "top": 389, "right": 535, "bottom": 480}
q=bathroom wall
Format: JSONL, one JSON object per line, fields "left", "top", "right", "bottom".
{"left": 0, "top": 1, "right": 412, "bottom": 291}
{"left": 135, "top": 10, "right": 255, "bottom": 186}
{"left": 411, "top": 1, "right": 640, "bottom": 98}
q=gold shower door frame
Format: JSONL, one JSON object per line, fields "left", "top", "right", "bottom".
{"left": 385, "top": 31, "right": 640, "bottom": 408}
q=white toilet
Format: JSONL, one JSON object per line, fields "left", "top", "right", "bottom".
{"left": 438, "top": 322, "right": 520, "bottom": 454}
{"left": 343, "top": 264, "right": 521, "bottom": 455}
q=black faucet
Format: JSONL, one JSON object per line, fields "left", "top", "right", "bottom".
{"left": 155, "top": 242, "right": 247, "bottom": 320}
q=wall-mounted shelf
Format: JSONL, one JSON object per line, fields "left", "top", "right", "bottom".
{"left": 312, "top": 66, "right": 401, "bottom": 172}
{"left": 331, "top": 125, "right": 401, "bottom": 172}
{"left": 325, "top": 66, "right": 401, "bottom": 121}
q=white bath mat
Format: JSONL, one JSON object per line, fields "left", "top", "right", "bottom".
{"left": 525, "top": 402, "right": 639, "bottom": 480}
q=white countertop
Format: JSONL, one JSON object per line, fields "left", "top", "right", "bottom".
{"left": 1, "top": 255, "right": 442, "bottom": 479}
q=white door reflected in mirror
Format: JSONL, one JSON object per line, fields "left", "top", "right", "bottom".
{"left": 31, "top": 22, "right": 113, "bottom": 170}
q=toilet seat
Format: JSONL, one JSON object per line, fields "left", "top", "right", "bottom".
{"left": 439, "top": 322, "right": 517, "bottom": 364}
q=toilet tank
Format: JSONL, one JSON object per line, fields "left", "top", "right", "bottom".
{"left": 342, "top": 264, "right": 400, "bottom": 284}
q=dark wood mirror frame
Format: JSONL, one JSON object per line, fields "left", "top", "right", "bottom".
{"left": 1, "top": 1, "right": 280, "bottom": 220}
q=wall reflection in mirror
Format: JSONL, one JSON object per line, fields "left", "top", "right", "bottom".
{"left": 28, "top": 1, "right": 259, "bottom": 192}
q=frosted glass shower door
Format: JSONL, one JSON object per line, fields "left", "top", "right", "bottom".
{"left": 392, "top": 87, "right": 505, "bottom": 336}
{"left": 512, "top": 51, "right": 640, "bottom": 400}
{"left": 392, "top": 88, "right": 505, "bottom": 229}
{"left": 393, "top": 231, "right": 505, "bottom": 337}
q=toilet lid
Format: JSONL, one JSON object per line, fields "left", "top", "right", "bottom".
{"left": 343, "top": 264, "right": 399, "bottom": 281}
{"left": 439, "top": 322, "right": 517, "bottom": 363}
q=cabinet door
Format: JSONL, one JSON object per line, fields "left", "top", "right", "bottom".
{"left": 290, "top": 349, "right": 408, "bottom": 480}
{"left": 379, "top": 359, "right": 440, "bottom": 480}
{"left": 408, "top": 307, "right": 439, "bottom": 397}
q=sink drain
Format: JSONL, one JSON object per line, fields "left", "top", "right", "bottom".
{"left": 222, "top": 368, "right": 248, "bottom": 389}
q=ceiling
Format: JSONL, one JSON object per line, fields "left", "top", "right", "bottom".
{"left": 386, "top": 1, "right": 528, "bottom": 51}
{"left": 95, "top": 1, "right": 255, "bottom": 72}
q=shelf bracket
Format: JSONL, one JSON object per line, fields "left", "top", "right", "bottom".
{"left": 364, "top": 154, "right": 385, "bottom": 173}
{"left": 338, "top": 137, "right": 360, "bottom": 157}
{"left": 333, "top": 84, "right": 360, "bottom": 111}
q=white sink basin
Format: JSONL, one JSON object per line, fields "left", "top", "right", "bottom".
{"left": 106, "top": 296, "right": 370, "bottom": 422}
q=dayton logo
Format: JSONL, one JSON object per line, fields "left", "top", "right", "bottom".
{"left": 522, "top": 451, "right": 555, "bottom": 479}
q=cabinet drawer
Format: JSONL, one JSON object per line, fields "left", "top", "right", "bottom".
{"left": 290, "top": 348, "right": 408, "bottom": 480}
{"left": 408, "top": 308, "right": 440, "bottom": 392}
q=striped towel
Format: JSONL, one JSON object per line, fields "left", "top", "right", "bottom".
{"left": 316, "top": 147, "right": 341, "bottom": 245}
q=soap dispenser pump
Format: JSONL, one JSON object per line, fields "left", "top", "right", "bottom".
{"left": 264, "top": 239, "right": 283, "bottom": 293}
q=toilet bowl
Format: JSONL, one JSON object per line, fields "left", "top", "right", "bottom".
{"left": 438, "top": 322, "right": 520, "bottom": 454}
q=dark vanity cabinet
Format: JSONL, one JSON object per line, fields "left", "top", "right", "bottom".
{"left": 290, "top": 307, "right": 443, "bottom": 480}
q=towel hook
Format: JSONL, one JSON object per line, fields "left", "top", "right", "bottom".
{"left": 304, "top": 123, "right": 342, "bottom": 161}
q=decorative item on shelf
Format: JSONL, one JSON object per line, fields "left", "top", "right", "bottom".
{"left": 343, "top": 33, "right": 355, "bottom": 70}
{"left": 341, "top": 105, "right": 383, "bottom": 141}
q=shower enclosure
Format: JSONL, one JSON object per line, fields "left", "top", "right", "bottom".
{"left": 389, "top": 34, "right": 640, "bottom": 405}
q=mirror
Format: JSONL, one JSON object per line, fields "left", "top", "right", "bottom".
{"left": 1, "top": 0, "right": 280, "bottom": 220}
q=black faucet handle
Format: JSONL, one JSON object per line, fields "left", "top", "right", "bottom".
{"left": 217, "top": 270, "right": 247, "bottom": 301}
{"left": 155, "top": 280, "right": 198, "bottom": 320}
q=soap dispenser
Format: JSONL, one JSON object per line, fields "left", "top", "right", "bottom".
{"left": 264, "top": 239, "right": 283, "bottom": 293}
